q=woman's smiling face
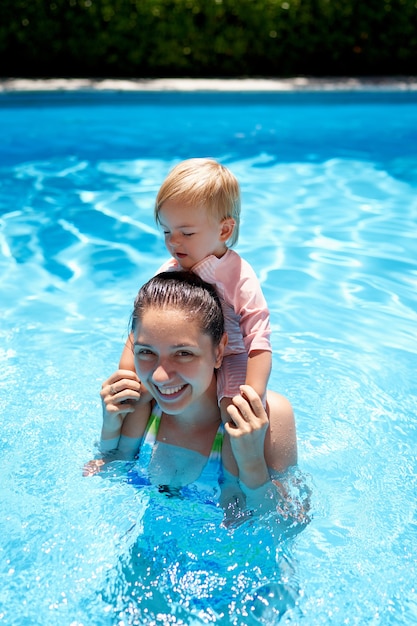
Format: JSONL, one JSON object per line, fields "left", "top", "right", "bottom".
{"left": 133, "top": 306, "right": 225, "bottom": 415}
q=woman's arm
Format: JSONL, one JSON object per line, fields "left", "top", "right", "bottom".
{"left": 83, "top": 369, "right": 147, "bottom": 476}
{"left": 264, "top": 390, "right": 298, "bottom": 472}
{"left": 99, "top": 369, "right": 142, "bottom": 443}
{"left": 225, "top": 385, "right": 298, "bottom": 512}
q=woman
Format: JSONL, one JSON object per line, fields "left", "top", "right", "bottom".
{"left": 90, "top": 271, "right": 298, "bottom": 515}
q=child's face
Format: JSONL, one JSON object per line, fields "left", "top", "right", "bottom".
{"left": 158, "top": 200, "right": 230, "bottom": 269}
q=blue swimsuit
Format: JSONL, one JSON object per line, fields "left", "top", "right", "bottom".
{"left": 127, "top": 405, "right": 224, "bottom": 503}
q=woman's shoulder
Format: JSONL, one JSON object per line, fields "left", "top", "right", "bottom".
{"left": 267, "top": 390, "right": 293, "bottom": 416}
{"left": 265, "top": 391, "right": 298, "bottom": 472}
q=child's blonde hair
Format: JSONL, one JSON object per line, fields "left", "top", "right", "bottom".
{"left": 155, "top": 158, "right": 241, "bottom": 247}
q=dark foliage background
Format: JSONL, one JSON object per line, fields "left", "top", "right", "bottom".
{"left": 1, "top": 0, "right": 417, "bottom": 77}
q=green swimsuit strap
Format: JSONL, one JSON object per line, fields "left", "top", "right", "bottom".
{"left": 143, "top": 404, "right": 223, "bottom": 462}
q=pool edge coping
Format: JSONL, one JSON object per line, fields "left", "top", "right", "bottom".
{"left": 1, "top": 76, "right": 417, "bottom": 92}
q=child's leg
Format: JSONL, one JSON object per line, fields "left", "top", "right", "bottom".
{"left": 220, "top": 397, "right": 239, "bottom": 477}
{"left": 218, "top": 397, "right": 246, "bottom": 516}
{"left": 217, "top": 353, "right": 248, "bottom": 479}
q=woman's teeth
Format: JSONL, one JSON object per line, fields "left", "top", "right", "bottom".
{"left": 158, "top": 385, "right": 184, "bottom": 396}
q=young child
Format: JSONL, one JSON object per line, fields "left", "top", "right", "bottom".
{"left": 104, "top": 158, "right": 272, "bottom": 481}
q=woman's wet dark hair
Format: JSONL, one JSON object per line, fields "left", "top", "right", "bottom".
{"left": 130, "top": 271, "right": 225, "bottom": 346}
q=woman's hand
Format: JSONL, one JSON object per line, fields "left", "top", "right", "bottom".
{"left": 83, "top": 370, "right": 143, "bottom": 478}
{"left": 100, "top": 369, "right": 142, "bottom": 438}
{"left": 82, "top": 458, "right": 105, "bottom": 477}
{"left": 225, "top": 385, "right": 270, "bottom": 490}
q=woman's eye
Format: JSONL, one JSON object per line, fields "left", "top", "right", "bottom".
{"left": 183, "top": 232, "right": 194, "bottom": 237}
{"left": 176, "top": 351, "right": 195, "bottom": 359}
{"left": 135, "top": 348, "right": 155, "bottom": 359}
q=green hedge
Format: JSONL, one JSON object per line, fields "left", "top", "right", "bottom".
{"left": 1, "top": 0, "right": 417, "bottom": 77}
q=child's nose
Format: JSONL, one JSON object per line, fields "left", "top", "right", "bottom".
{"left": 167, "top": 232, "right": 180, "bottom": 247}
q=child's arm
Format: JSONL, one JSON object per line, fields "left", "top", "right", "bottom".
{"left": 222, "top": 254, "right": 272, "bottom": 401}
{"left": 245, "top": 349, "right": 272, "bottom": 404}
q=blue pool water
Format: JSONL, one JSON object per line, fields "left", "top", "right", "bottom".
{"left": 1, "top": 90, "right": 417, "bottom": 625}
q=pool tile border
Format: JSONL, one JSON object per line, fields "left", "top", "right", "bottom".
{"left": 1, "top": 77, "right": 417, "bottom": 92}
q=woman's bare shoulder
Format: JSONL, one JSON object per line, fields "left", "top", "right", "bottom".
{"left": 265, "top": 390, "right": 298, "bottom": 472}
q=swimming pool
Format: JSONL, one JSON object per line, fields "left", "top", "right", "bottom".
{"left": 1, "top": 89, "right": 417, "bottom": 625}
